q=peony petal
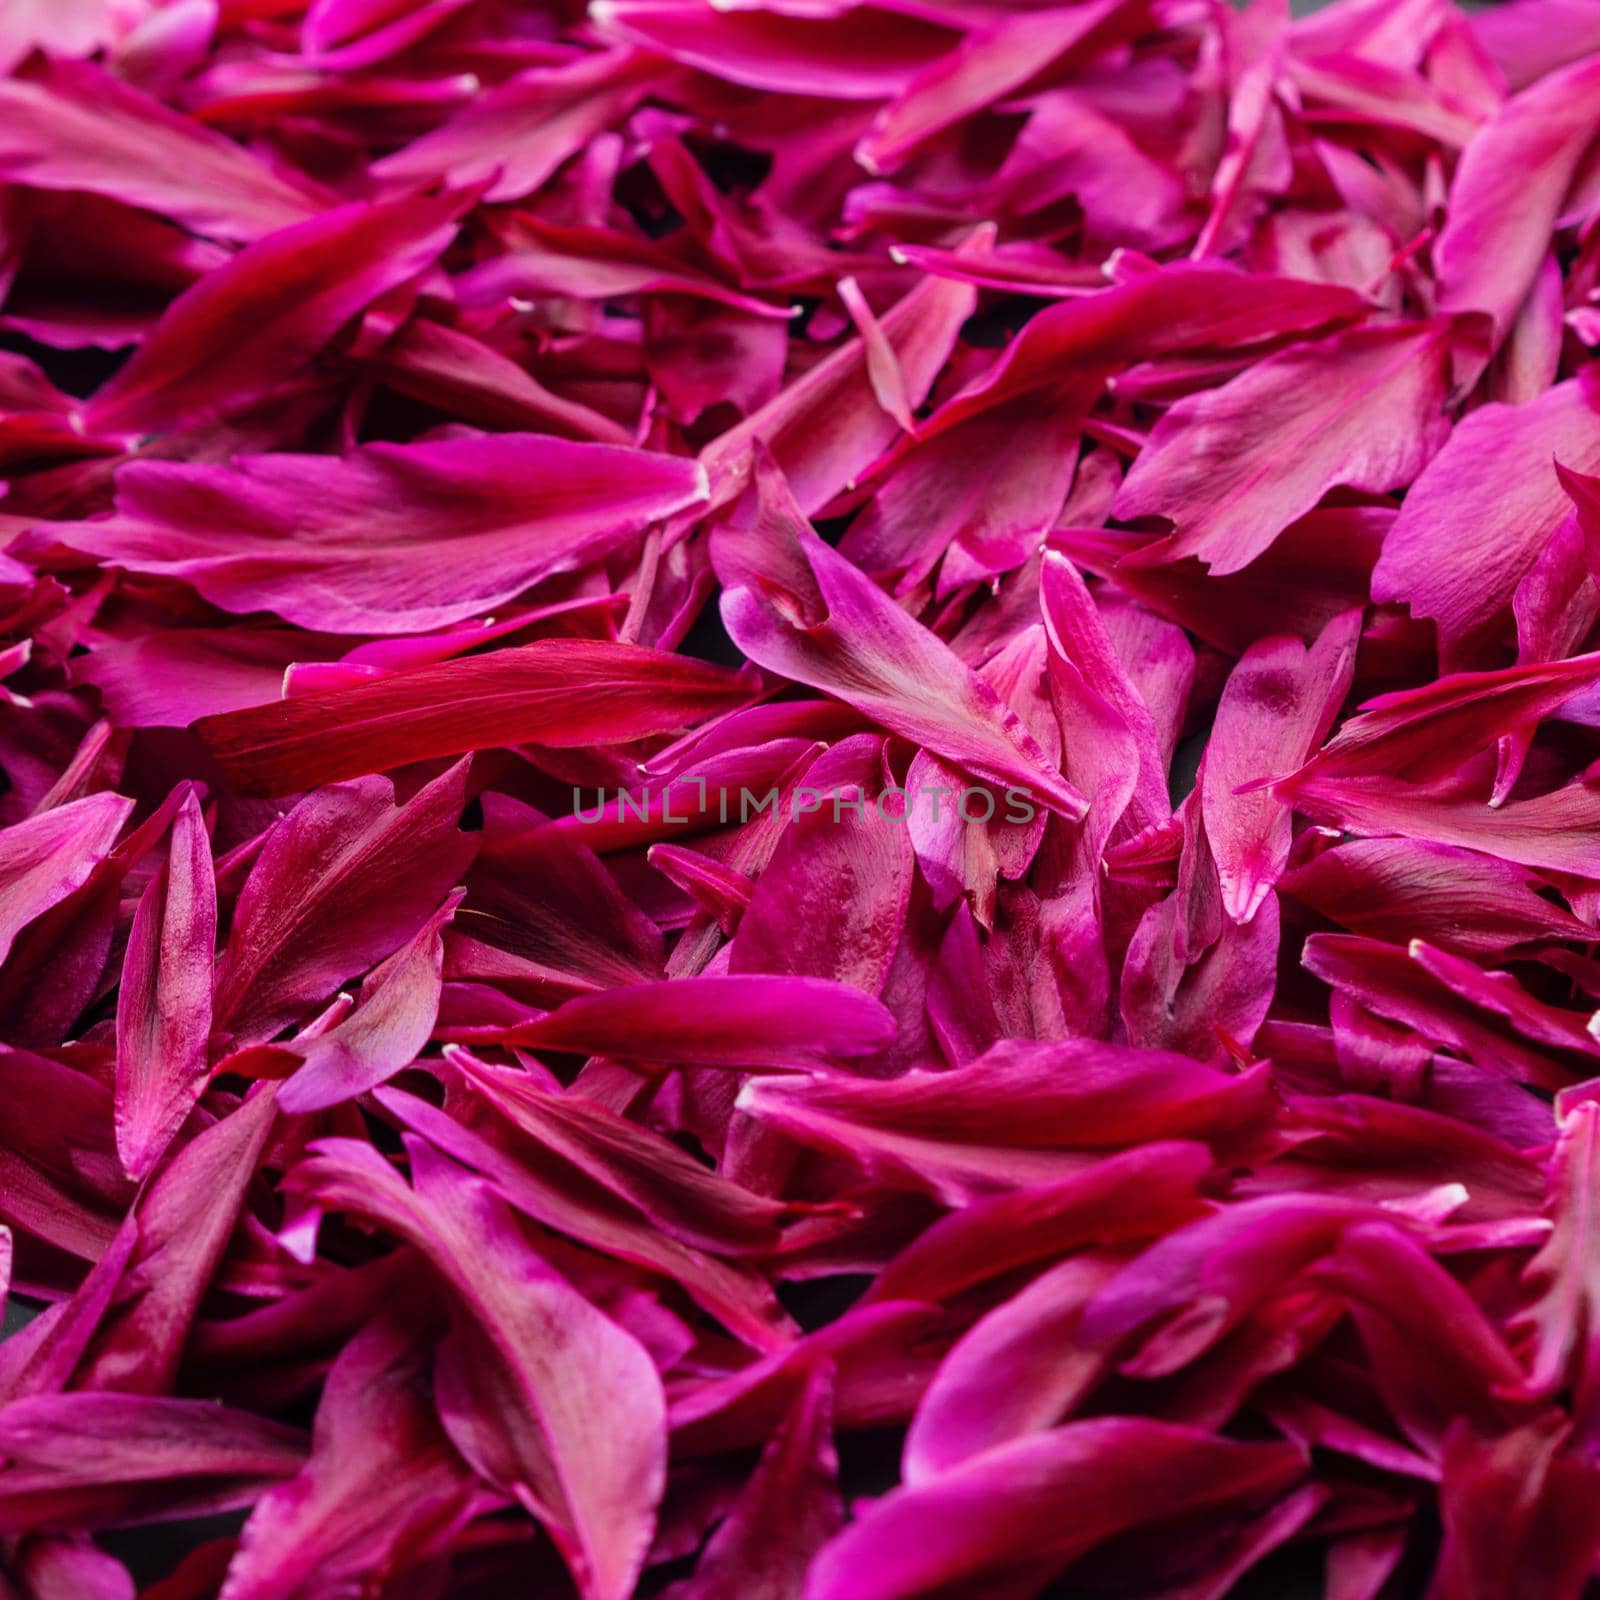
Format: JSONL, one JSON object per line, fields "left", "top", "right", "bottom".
{"left": 197, "top": 642, "right": 756, "bottom": 796}
{"left": 113, "top": 789, "right": 216, "bottom": 1179}
{"left": 66, "top": 434, "right": 706, "bottom": 633}
{"left": 1113, "top": 322, "right": 1452, "bottom": 574}
{"left": 506, "top": 974, "right": 896, "bottom": 1070}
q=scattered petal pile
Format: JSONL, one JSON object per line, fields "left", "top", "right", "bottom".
{"left": 5, "top": 0, "right": 1600, "bottom": 1596}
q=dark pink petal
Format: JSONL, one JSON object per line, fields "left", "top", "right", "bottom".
{"left": 219, "top": 1313, "right": 474, "bottom": 1600}
{"left": 589, "top": 1, "right": 956, "bottom": 97}
{"left": 0, "top": 60, "right": 322, "bottom": 242}
{"left": 290, "top": 1136, "right": 666, "bottom": 1600}
{"left": 716, "top": 462, "right": 1085, "bottom": 818}
{"left": 77, "top": 1089, "right": 278, "bottom": 1394}
{"left": 78, "top": 190, "right": 465, "bottom": 437}
{"left": 927, "top": 265, "right": 1365, "bottom": 435}
{"left": 197, "top": 643, "right": 755, "bottom": 796}
{"left": 857, "top": 0, "right": 1138, "bottom": 173}
{"left": 1057, "top": 505, "right": 1389, "bottom": 655}
{"left": 1510, "top": 1101, "right": 1600, "bottom": 1402}
{"left": 507, "top": 974, "right": 896, "bottom": 1070}
{"left": 66, "top": 435, "right": 706, "bottom": 633}
{"left": 864, "top": 1144, "right": 1211, "bottom": 1307}
{"left": 1313, "top": 1224, "right": 1533, "bottom": 1452}
{"left": 1287, "top": 773, "right": 1600, "bottom": 881}
{"left": 114, "top": 789, "right": 216, "bottom": 1179}
{"left": 70, "top": 629, "right": 348, "bottom": 728}
{"left": 903, "top": 1253, "right": 1121, "bottom": 1480}
{"left": 1372, "top": 374, "right": 1600, "bottom": 666}
{"left": 730, "top": 736, "right": 912, "bottom": 994}
{"left": 842, "top": 399, "right": 1082, "bottom": 597}
{"left": 648, "top": 843, "right": 754, "bottom": 934}
{"left": 1113, "top": 322, "right": 1452, "bottom": 574}
{"left": 1078, "top": 1194, "right": 1383, "bottom": 1378}
{"left": 670, "top": 1301, "right": 944, "bottom": 1456}
{"left": 212, "top": 762, "right": 476, "bottom": 1047}
{"left": 370, "top": 315, "right": 633, "bottom": 444}
{"left": 1301, "top": 932, "right": 1578, "bottom": 1092}
{"left": 458, "top": 218, "right": 792, "bottom": 319}
{"left": 1282, "top": 648, "right": 1600, "bottom": 798}
{"left": 1429, "top": 1420, "right": 1600, "bottom": 1600}
{"left": 1281, "top": 836, "right": 1593, "bottom": 954}
{"left": 450, "top": 1050, "right": 794, "bottom": 1253}
{"left": 701, "top": 265, "right": 977, "bottom": 515}
{"left": 739, "top": 1039, "right": 1271, "bottom": 1202}
{"left": 0, "top": 1393, "right": 304, "bottom": 1537}
{"left": 668, "top": 1363, "right": 842, "bottom": 1600}
{"left": 801, "top": 1420, "right": 1304, "bottom": 1600}
{"left": 375, "top": 1084, "right": 793, "bottom": 1351}
{"left": 371, "top": 50, "right": 655, "bottom": 204}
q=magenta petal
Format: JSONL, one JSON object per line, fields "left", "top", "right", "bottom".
{"left": 292, "top": 1135, "right": 667, "bottom": 1600}
{"left": 68, "top": 435, "right": 707, "bottom": 634}
{"left": 1114, "top": 322, "right": 1452, "bottom": 574}
{"left": 801, "top": 1420, "right": 1304, "bottom": 1600}
{"left": 212, "top": 762, "right": 476, "bottom": 1046}
{"left": 113, "top": 788, "right": 216, "bottom": 1178}
{"left": 507, "top": 974, "right": 896, "bottom": 1070}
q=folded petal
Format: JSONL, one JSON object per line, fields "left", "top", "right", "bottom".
{"left": 1372, "top": 374, "right": 1600, "bottom": 666}
{"left": 0, "top": 792, "right": 130, "bottom": 968}
{"left": 1201, "top": 610, "right": 1360, "bottom": 921}
{"left": 268, "top": 893, "right": 456, "bottom": 1113}
{"left": 114, "top": 790, "right": 216, "bottom": 1179}
{"left": 715, "top": 463, "right": 1084, "bottom": 819}
{"left": 212, "top": 762, "right": 476, "bottom": 1046}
